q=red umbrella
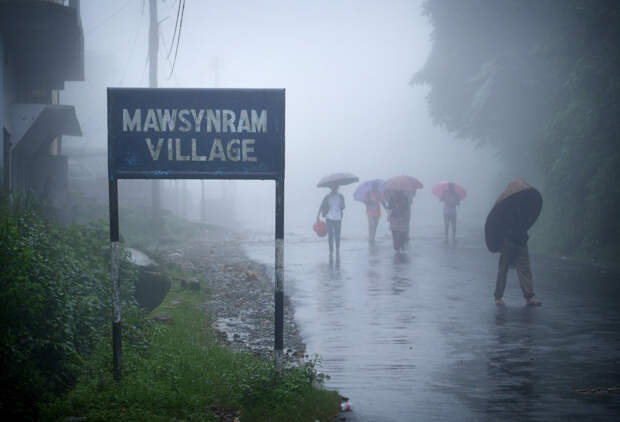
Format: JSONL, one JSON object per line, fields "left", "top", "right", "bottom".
{"left": 432, "top": 182, "right": 467, "bottom": 200}
{"left": 384, "top": 175, "right": 423, "bottom": 192}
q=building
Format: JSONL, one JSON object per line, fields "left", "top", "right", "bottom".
{"left": 0, "top": 0, "right": 84, "bottom": 214}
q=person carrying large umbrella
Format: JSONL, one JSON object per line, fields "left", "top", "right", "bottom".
{"left": 485, "top": 177, "right": 543, "bottom": 306}
{"left": 316, "top": 172, "right": 359, "bottom": 258}
{"left": 354, "top": 179, "right": 384, "bottom": 244}
{"left": 383, "top": 175, "right": 423, "bottom": 251}
{"left": 432, "top": 181, "right": 466, "bottom": 243}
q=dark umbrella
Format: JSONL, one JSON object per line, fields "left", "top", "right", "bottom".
{"left": 484, "top": 177, "right": 543, "bottom": 253}
{"left": 317, "top": 172, "right": 359, "bottom": 188}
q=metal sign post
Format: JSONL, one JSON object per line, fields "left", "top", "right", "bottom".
{"left": 107, "top": 88, "right": 285, "bottom": 380}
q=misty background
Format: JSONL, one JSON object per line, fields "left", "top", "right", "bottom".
{"left": 63, "top": 0, "right": 505, "bottom": 239}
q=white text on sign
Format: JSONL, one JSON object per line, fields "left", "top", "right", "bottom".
{"left": 122, "top": 108, "right": 268, "bottom": 162}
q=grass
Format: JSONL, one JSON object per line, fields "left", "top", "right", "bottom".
{"left": 41, "top": 265, "right": 341, "bottom": 422}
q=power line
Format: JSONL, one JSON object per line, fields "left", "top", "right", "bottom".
{"left": 167, "top": 0, "right": 182, "bottom": 59}
{"left": 86, "top": 0, "right": 133, "bottom": 35}
{"left": 167, "top": 0, "right": 185, "bottom": 79}
{"left": 140, "top": 51, "right": 149, "bottom": 85}
{"left": 119, "top": 4, "right": 146, "bottom": 86}
{"left": 158, "top": 26, "right": 180, "bottom": 86}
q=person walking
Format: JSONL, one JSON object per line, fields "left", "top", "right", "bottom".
{"left": 494, "top": 211, "right": 542, "bottom": 306}
{"left": 384, "top": 190, "right": 410, "bottom": 252}
{"left": 440, "top": 183, "right": 461, "bottom": 242}
{"left": 485, "top": 178, "right": 543, "bottom": 306}
{"left": 363, "top": 181, "right": 383, "bottom": 243}
{"left": 317, "top": 185, "right": 345, "bottom": 258}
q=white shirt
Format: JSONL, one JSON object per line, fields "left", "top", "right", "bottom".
{"left": 325, "top": 193, "right": 343, "bottom": 220}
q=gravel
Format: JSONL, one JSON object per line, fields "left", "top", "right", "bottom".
{"left": 158, "top": 234, "right": 306, "bottom": 364}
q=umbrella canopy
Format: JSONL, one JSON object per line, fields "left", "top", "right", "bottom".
{"left": 432, "top": 181, "right": 467, "bottom": 200}
{"left": 354, "top": 179, "right": 384, "bottom": 202}
{"left": 384, "top": 175, "right": 423, "bottom": 192}
{"left": 317, "top": 172, "right": 359, "bottom": 188}
{"left": 484, "top": 177, "right": 543, "bottom": 253}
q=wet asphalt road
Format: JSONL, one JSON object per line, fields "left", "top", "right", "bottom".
{"left": 243, "top": 225, "right": 620, "bottom": 421}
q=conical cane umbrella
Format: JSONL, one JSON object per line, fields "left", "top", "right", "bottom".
{"left": 484, "top": 177, "right": 543, "bottom": 253}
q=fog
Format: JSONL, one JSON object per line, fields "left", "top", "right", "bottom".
{"left": 64, "top": 0, "right": 504, "bottom": 237}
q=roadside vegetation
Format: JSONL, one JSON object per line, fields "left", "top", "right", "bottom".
{"left": 1, "top": 197, "right": 340, "bottom": 421}
{"left": 0, "top": 196, "right": 139, "bottom": 419}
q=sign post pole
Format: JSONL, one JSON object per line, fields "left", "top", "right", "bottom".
{"left": 274, "top": 177, "right": 284, "bottom": 375}
{"left": 108, "top": 177, "right": 122, "bottom": 381}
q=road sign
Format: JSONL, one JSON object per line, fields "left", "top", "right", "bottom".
{"left": 107, "top": 88, "right": 285, "bottom": 380}
{"left": 108, "top": 88, "right": 285, "bottom": 180}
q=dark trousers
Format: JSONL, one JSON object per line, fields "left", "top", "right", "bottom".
{"left": 444, "top": 213, "right": 456, "bottom": 239}
{"left": 368, "top": 215, "right": 379, "bottom": 242}
{"left": 326, "top": 219, "right": 342, "bottom": 254}
{"left": 494, "top": 241, "right": 535, "bottom": 299}
{"left": 392, "top": 230, "right": 407, "bottom": 251}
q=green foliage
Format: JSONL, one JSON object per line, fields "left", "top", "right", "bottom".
{"left": 415, "top": 0, "right": 620, "bottom": 260}
{"left": 0, "top": 199, "right": 140, "bottom": 419}
{"left": 41, "top": 276, "right": 341, "bottom": 422}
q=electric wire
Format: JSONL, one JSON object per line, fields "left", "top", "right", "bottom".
{"left": 167, "top": 0, "right": 185, "bottom": 79}
{"left": 119, "top": 2, "right": 146, "bottom": 86}
{"left": 86, "top": 0, "right": 133, "bottom": 35}
{"left": 167, "top": 0, "right": 182, "bottom": 58}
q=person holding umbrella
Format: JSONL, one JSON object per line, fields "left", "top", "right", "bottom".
{"left": 384, "top": 176, "right": 423, "bottom": 248}
{"left": 384, "top": 190, "right": 410, "bottom": 252}
{"left": 433, "top": 182, "right": 466, "bottom": 243}
{"left": 354, "top": 179, "right": 384, "bottom": 244}
{"left": 316, "top": 173, "right": 359, "bottom": 258}
{"left": 485, "top": 178, "right": 543, "bottom": 306}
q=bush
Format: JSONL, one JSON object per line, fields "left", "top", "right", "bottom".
{"left": 0, "top": 200, "right": 140, "bottom": 419}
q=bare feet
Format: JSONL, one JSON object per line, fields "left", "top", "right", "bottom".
{"left": 526, "top": 298, "right": 542, "bottom": 306}
{"left": 495, "top": 298, "right": 505, "bottom": 306}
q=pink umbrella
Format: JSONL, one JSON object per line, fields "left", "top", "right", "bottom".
{"left": 384, "top": 175, "right": 423, "bottom": 192}
{"left": 432, "top": 182, "right": 467, "bottom": 200}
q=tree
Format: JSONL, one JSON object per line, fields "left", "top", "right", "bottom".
{"left": 414, "top": 0, "right": 620, "bottom": 259}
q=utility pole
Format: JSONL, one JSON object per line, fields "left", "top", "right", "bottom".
{"left": 149, "top": 0, "right": 161, "bottom": 224}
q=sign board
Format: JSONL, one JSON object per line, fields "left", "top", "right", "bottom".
{"left": 107, "top": 88, "right": 286, "bottom": 380}
{"left": 108, "top": 88, "right": 285, "bottom": 180}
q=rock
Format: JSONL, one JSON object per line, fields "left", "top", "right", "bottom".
{"left": 245, "top": 270, "right": 258, "bottom": 281}
{"left": 181, "top": 278, "right": 201, "bottom": 290}
{"left": 135, "top": 270, "right": 171, "bottom": 311}
{"left": 151, "top": 314, "right": 174, "bottom": 324}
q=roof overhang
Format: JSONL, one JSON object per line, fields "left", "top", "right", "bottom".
{"left": 11, "top": 103, "right": 82, "bottom": 157}
{"left": 0, "top": 0, "right": 84, "bottom": 89}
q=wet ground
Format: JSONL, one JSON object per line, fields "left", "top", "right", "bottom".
{"left": 242, "top": 224, "right": 620, "bottom": 421}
